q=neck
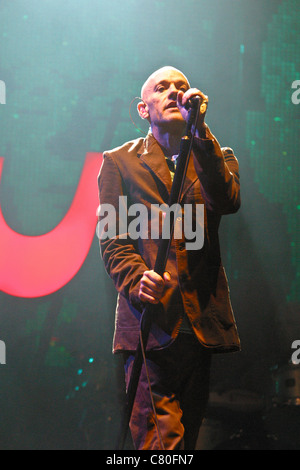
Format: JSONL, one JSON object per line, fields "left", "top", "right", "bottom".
{"left": 151, "top": 124, "right": 184, "bottom": 158}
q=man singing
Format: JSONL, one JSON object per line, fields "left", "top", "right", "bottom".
{"left": 98, "top": 66, "right": 241, "bottom": 450}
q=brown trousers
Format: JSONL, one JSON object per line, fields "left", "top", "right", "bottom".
{"left": 124, "top": 333, "right": 212, "bottom": 450}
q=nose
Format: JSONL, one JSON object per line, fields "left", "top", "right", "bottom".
{"left": 168, "top": 83, "right": 178, "bottom": 99}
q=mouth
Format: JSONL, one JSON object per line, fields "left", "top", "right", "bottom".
{"left": 165, "top": 101, "right": 178, "bottom": 110}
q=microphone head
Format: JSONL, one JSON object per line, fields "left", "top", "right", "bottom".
{"left": 185, "top": 95, "right": 202, "bottom": 110}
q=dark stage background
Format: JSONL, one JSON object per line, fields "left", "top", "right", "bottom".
{"left": 0, "top": 0, "right": 299, "bottom": 450}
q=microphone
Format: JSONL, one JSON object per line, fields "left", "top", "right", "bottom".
{"left": 185, "top": 95, "right": 202, "bottom": 110}
{"left": 185, "top": 95, "right": 208, "bottom": 114}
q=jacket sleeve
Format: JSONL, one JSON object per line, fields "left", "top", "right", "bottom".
{"left": 192, "top": 125, "right": 241, "bottom": 214}
{"left": 97, "top": 152, "right": 147, "bottom": 311}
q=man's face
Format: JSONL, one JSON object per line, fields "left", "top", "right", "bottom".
{"left": 140, "top": 67, "right": 190, "bottom": 132}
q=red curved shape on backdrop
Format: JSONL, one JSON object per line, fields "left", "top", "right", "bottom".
{"left": 0, "top": 153, "right": 103, "bottom": 298}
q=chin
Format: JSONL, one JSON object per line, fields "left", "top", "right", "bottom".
{"left": 168, "top": 117, "right": 185, "bottom": 131}
{"left": 163, "top": 113, "right": 184, "bottom": 123}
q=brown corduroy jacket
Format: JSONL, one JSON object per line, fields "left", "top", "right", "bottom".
{"left": 98, "top": 126, "right": 241, "bottom": 354}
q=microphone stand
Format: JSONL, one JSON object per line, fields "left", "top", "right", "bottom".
{"left": 117, "top": 98, "right": 201, "bottom": 450}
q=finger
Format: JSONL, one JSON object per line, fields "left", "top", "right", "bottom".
{"left": 138, "top": 291, "right": 160, "bottom": 304}
{"left": 177, "top": 90, "right": 184, "bottom": 105}
{"left": 141, "top": 276, "right": 164, "bottom": 294}
{"left": 163, "top": 271, "right": 171, "bottom": 283}
{"left": 181, "top": 88, "right": 208, "bottom": 108}
{"left": 145, "top": 269, "right": 164, "bottom": 282}
{"left": 140, "top": 284, "right": 163, "bottom": 298}
{"left": 185, "top": 88, "right": 207, "bottom": 100}
{"left": 143, "top": 271, "right": 165, "bottom": 290}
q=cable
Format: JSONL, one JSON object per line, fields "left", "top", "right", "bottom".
{"left": 139, "top": 325, "right": 165, "bottom": 451}
{"left": 129, "top": 97, "right": 148, "bottom": 136}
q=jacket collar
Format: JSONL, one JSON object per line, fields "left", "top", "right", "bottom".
{"left": 139, "top": 132, "right": 198, "bottom": 200}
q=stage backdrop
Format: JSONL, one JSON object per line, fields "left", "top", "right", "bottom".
{"left": 0, "top": 0, "right": 299, "bottom": 449}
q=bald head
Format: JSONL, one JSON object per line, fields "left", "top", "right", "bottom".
{"left": 141, "top": 66, "right": 190, "bottom": 102}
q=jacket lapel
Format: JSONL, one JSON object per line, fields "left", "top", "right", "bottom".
{"left": 139, "top": 133, "right": 199, "bottom": 201}
{"left": 180, "top": 152, "right": 198, "bottom": 200}
{"left": 139, "top": 133, "right": 173, "bottom": 195}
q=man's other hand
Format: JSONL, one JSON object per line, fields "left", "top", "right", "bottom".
{"left": 139, "top": 270, "right": 171, "bottom": 304}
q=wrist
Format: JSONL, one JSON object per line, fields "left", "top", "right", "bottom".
{"left": 195, "top": 122, "right": 208, "bottom": 139}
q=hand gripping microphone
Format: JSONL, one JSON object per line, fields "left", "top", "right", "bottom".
{"left": 185, "top": 95, "right": 208, "bottom": 114}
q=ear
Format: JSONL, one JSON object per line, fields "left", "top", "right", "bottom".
{"left": 137, "top": 100, "right": 149, "bottom": 120}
